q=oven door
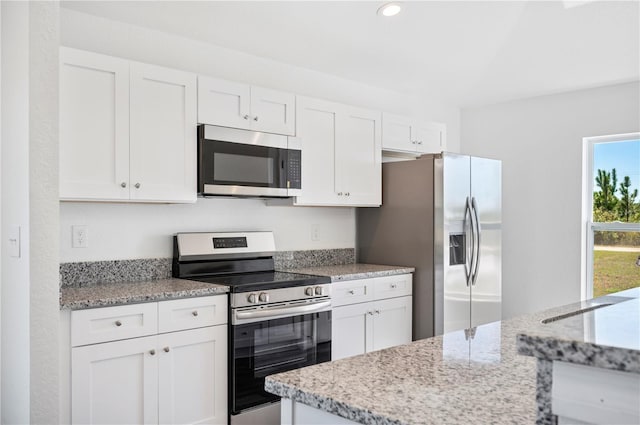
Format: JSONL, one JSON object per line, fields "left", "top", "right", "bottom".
{"left": 198, "top": 125, "right": 301, "bottom": 197}
{"left": 230, "top": 305, "right": 331, "bottom": 415}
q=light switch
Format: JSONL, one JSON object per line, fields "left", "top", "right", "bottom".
{"left": 8, "top": 226, "right": 21, "bottom": 258}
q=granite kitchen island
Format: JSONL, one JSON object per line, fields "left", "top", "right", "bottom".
{"left": 265, "top": 288, "right": 640, "bottom": 425}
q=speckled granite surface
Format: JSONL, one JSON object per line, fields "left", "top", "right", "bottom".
{"left": 274, "top": 248, "right": 355, "bottom": 269}
{"left": 60, "top": 278, "right": 228, "bottom": 310}
{"left": 516, "top": 291, "right": 640, "bottom": 373}
{"left": 60, "top": 258, "right": 172, "bottom": 287}
{"left": 284, "top": 263, "right": 415, "bottom": 281}
{"left": 265, "top": 291, "right": 638, "bottom": 425}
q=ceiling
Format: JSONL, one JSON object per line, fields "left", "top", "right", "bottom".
{"left": 61, "top": 1, "right": 639, "bottom": 108}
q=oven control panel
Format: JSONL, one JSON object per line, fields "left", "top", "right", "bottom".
{"left": 231, "top": 284, "right": 332, "bottom": 308}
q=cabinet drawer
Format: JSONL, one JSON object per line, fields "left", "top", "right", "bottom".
{"left": 158, "top": 295, "right": 227, "bottom": 333}
{"left": 71, "top": 303, "right": 158, "bottom": 347}
{"left": 373, "top": 274, "right": 412, "bottom": 300}
{"left": 332, "top": 279, "right": 374, "bottom": 307}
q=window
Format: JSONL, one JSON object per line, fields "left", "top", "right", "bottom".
{"left": 582, "top": 134, "right": 640, "bottom": 299}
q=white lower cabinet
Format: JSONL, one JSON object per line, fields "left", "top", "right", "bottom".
{"left": 68, "top": 296, "right": 227, "bottom": 425}
{"left": 331, "top": 274, "right": 413, "bottom": 361}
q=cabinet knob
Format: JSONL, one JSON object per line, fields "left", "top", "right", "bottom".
{"left": 417, "top": 141, "right": 423, "bottom": 145}
{"left": 150, "top": 349, "right": 156, "bottom": 356}
{"left": 120, "top": 182, "right": 127, "bottom": 188}
{"left": 243, "top": 114, "right": 250, "bottom": 120}
{"left": 337, "top": 192, "right": 343, "bottom": 196}
{"left": 375, "top": 309, "right": 381, "bottom": 315}
{"left": 164, "top": 347, "right": 170, "bottom": 353}
{"left": 345, "top": 192, "right": 350, "bottom": 197}
{"left": 253, "top": 116, "right": 259, "bottom": 122}
{"left": 391, "top": 283, "right": 397, "bottom": 289}
{"left": 115, "top": 320, "right": 122, "bottom": 327}
{"left": 348, "top": 290, "right": 355, "bottom": 295}
{"left": 134, "top": 183, "right": 141, "bottom": 189}
{"left": 192, "top": 310, "right": 199, "bottom": 317}
{"left": 367, "top": 311, "right": 374, "bottom": 316}
{"left": 411, "top": 140, "right": 417, "bottom": 145}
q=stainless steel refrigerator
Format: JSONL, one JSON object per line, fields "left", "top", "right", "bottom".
{"left": 357, "top": 153, "right": 502, "bottom": 340}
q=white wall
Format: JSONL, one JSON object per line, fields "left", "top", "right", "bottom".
{"left": 1, "top": 3, "right": 31, "bottom": 422}
{"left": 461, "top": 81, "right": 640, "bottom": 319}
{"left": 28, "top": 2, "right": 59, "bottom": 422}
{"left": 59, "top": 8, "right": 460, "bottom": 263}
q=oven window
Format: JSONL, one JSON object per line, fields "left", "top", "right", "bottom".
{"left": 213, "top": 152, "right": 274, "bottom": 185}
{"left": 231, "top": 311, "right": 331, "bottom": 414}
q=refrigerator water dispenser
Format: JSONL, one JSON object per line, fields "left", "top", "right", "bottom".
{"left": 449, "top": 234, "right": 465, "bottom": 265}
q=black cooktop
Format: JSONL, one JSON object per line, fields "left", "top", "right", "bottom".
{"left": 186, "top": 271, "right": 331, "bottom": 293}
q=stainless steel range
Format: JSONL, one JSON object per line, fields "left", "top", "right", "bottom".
{"left": 173, "top": 231, "right": 332, "bottom": 425}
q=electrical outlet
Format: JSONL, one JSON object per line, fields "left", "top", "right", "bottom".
{"left": 72, "top": 225, "right": 89, "bottom": 248}
{"left": 311, "top": 224, "right": 320, "bottom": 241}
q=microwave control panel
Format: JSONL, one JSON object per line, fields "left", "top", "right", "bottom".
{"left": 287, "top": 150, "right": 302, "bottom": 189}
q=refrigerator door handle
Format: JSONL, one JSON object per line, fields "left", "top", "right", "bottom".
{"left": 464, "top": 197, "right": 475, "bottom": 287}
{"left": 471, "top": 197, "right": 481, "bottom": 286}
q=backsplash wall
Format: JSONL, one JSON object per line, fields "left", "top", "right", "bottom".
{"left": 60, "top": 199, "right": 355, "bottom": 262}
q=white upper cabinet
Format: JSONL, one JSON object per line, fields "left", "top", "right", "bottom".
{"left": 129, "top": 62, "right": 197, "bottom": 202}
{"left": 338, "top": 106, "right": 382, "bottom": 206}
{"left": 59, "top": 48, "right": 130, "bottom": 200}
{"left": 59, "top": 47, "right": 197, "bottom": 203}
{"left": 294, "top": 96, "right": 381, "bottom": 207}
{"left": 382, "top": 112, "right": 446, "bottom": 154}
{"left": 198, "top": 76, "right": 295, "bottom": 135}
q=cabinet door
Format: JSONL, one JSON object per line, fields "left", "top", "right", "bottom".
{"left": 337, "top": 106, "right": 382, "bottom": 206}
{"left": 129, "top": 62, "right": 197, "bottom": 202}
{"left": 59, "top": 48, "right": 130, "bottom": 200}
{"left": 294, "top": 96, "right": 341, "bottom": 205}
{"left": 198, "top": 76, "right": 251, "bottom": 130}
{"left": 72, "top": 335, "right": 158, "bottom": 425}
{"left": 370, "top": 296, "right": 412, "bottom": 352}
{"left": 331, "top": 303, "right": 371, "bottom": 360}
{"left": 250, "top": 86, "right": 296, "bottom": 135}
{"left": 158, "top": 326, "right": 227, "bottom": 425}
{"left": 413, "top": 121, "right": 446, "bottom": 154}
{"left": 382, "top": 113, "right": 415, "bottom": 152}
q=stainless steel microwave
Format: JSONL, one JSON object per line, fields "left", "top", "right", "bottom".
{"left": 198, "top": 125, "right": 302, "bottom": 198}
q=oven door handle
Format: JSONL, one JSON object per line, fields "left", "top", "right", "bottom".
{"left": 232, "top": 300, "right": 332, "bottom": 325}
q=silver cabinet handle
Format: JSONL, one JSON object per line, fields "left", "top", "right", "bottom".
{"left": 346, "top": 192, "right": 350, "bottom": 196}
{"left": 417, "top": 141, "right": 423, "bottom": 145}
{"left": 243, "top": 114, "right": 249, "bottom": 120}
{"left": 134, "top": 183, "right": 141, "bottom": 189}
{"left": 337, "top": 192, "right": 343, "bottom": 196}
{"left": 375, "top": 309, "right": 381, "bottom": 314}
{"left": 253, "top": 116, "right": 259, "bottom": 121}
{"left": 115, "top": 320, "right": 122, "bottom": 327}
{"left": 164, "top": 347, "right": 170, "bottom": 353}
{"left": 120, "top": 182, "right": 127, "bottom": 188}
{"left": 192, "top": 310, "right": 198, "bottom": 317}
{"left": 367, "top": 311, "right": 374, "bottom": 316}
{"left": 149, "top": 349, "right": 156, "bottom": 356}
{"left": 348, "top": 290, "right": 355, "bottom": 295}
{"left": 411, "top": 140, "right": 417, "bottom": 145}
{"left": 390, "top": 283, "right": 397, "bottom": 289}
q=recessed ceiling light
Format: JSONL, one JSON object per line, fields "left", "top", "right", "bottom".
{"left": 377, "top": 2, "right": 402, "bottom": 17}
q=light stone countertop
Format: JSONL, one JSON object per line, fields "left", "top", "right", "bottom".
{"left": 283, "top": 263, "right": 415, "bottom": 281}
{"left": 60, "top": 278, "right": 229, "bottom": 310}
{"left": 516, "top": 287, "right": 640, "bottom": 372}
{"left": 265, "top": 289, "right": 639, "bottom": 425}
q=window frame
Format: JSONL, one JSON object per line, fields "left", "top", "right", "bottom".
{"left": 581, "top": 132, "right": 640, "bottom": 300}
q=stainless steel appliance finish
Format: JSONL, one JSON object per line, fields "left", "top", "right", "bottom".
{"left": 173, "top": 231, "right": 332, "bottom": 425}
{"left": 357, "top": 153, "right": 502, "bottom": 339}
{"left": 198, "top": 125, "right": 302, "bottom": 198}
